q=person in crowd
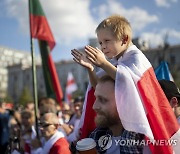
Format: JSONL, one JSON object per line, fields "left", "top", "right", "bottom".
{"left": 38, "top": 98, "right": 66, "bottom": 136}
{"left": 62, "top": 103, "right": 72, "bottom": 124}
{"left": 20, "top": 109, "right": 36, "bottom": 154}
{"left": 39, "top": 103, "right": 57, "bottom": 118}
{"left": 89, "top": 75, "right": 144, "bottom": 153}
{"left": 159, "top": 79, "right": 180, "bottom": 124}
{"left": 71, "top": 14, "right": 179, "bottom": 154}
{"left": 25, "top": 101, "right": 34, "bottom": 111}
{"left": 8, "top": 110, "right": 22, "bottom": 153}
{"left": 38, "top": 112, "right": 71, "bottom": 154}
{"left": 38, "top": 97, "right": 57, "bottom": 111}
{"left": 0, "top": 101, "right": 11, "bottom": 154}
{"left": 66, "top": 97, "right": 83, "bottom": 143}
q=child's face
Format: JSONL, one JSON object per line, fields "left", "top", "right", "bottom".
{"left": 97, "top": 28, "right": 126, "bottom": 59}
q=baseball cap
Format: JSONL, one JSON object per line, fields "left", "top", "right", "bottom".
{"left": 158, "top": 79, "right": 180, "bottom": 100}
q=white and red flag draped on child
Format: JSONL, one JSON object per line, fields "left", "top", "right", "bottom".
{"left": 79, "top": 45, "right": 180, "bottom": 154}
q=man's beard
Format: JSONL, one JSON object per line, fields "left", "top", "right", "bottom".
{"left": 95, "top": 112, "right": 120, "bottom": 127}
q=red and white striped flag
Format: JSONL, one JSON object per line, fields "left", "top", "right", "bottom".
{"left": 79, "top": 45, "right": 180, "bottom": 153}
{"left": 65, "top": 72, "right": 78, "bottom": 103}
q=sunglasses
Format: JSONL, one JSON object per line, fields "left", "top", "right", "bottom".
{"left": 38, "top": 123, "right": 55, "bottom": 128}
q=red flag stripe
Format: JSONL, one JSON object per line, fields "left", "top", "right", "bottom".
{"left": 80, "top": 87, "right": 96, "bottom": 139}
{"left": 30, "top": 15, "right": 55, "bottom": 50}
{"left": 48, "top": 54, "right": 63, "bottom": 106}
{"left": 138, "top": 67, "right": 179, "bottom": 153}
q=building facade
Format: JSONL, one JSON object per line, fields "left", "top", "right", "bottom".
{"left": 0, "top": 46, "right": 41, "bottom": 98}
{"left": 4, "top": 39, "right": 180, "bottom": 103}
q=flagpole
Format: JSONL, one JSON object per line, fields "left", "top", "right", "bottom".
{"left": 28, "top": 0, "right": 39, "bottom": 138}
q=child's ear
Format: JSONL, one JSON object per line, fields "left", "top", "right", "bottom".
{"left": 122, "top": 35, "right": 128, "bottom": 45}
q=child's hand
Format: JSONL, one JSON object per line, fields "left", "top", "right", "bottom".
{"left": 85, "top": 45, "right": 106, "bottom": 67}
{"left": 71, "top": 49, "right": 94, "bottom": 71}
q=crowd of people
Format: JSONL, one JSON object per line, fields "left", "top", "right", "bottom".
{"left": 0, "top": 14, "right": 180, "bottom": 154}
{"left": 0, "top": 78, "right": 179, "bottom": 154}
{"left": 0, "top": 96, "right": 84, "bottom": 154}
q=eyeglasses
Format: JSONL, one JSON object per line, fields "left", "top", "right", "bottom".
{"left": 38, "top": 123, "right": 55, "bottom": 128}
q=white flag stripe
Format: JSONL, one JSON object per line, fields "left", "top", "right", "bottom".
{"left": 65, "top": 72, "right": 78, "bottom": 103}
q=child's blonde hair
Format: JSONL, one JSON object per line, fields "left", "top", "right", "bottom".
{"left": 96, "top": 15, "right": 132, "bottom": 44}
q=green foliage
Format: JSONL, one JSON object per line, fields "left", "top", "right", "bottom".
{"left": 18, "top": 87, "right": 33, "bottom": 106}
{"left": 4, "top": 93, "right": 13, "bottom": 103}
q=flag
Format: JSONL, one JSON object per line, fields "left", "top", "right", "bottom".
{"left": 29, "top": 0, "right": 63, "bottom": 105}
{"left": 155, "top": 61, "right": 174, "bottom": 81}
{"left": 79, "top": 86, "right": 96, "bottom": 139}
{"left": 65, "top": 72, "right": 78, "bottom": 103}
{"left": 79, "top": 45, "right": 180, "bottom": 153}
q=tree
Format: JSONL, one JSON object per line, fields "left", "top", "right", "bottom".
{"left": 18, "top": 87, "right": 33, "bottom": 106}
{"left": 4, "top": 93, "right": 13, "bottom": 103}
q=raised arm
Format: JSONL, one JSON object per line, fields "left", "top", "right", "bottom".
{"left": 85, "top": 45, "right": 117, "bottom": 79}
{"left": 71, "top": 49, "right": 98, "bottom": 88}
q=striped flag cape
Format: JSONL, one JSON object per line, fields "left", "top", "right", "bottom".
{"left": 79, "top": 45, "right": 180, "bottom": 153}
{"left": 29, "top": 0, "right": 63, "bottom": 105}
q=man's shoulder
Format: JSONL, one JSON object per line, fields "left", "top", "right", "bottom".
{"left": 54, "top": 137, "right": 69, "bottom": 146}
{"left": 89, "top": 128, "right": 144, "bottom": 154}
{"left": 89, "top": 127, "right": 112, "bottom": 140}
{"left": 49, "top": 137, "right": 71, "bottom": 154}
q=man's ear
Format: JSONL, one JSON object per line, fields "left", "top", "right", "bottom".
{"left": 170, "top": 97, "right": 178, "bottom": 108}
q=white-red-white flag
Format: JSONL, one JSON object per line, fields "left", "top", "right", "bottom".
{"left": 79, "top": 45, "right": 180, "bottom": 153}
{"left": 65, "top": 72, "right": 78, "bottom": 103}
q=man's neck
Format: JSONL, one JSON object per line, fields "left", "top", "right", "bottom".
{"left": 109, "top": 123, "right": 124, "bottom": 137}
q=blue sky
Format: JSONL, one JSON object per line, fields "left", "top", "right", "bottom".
{"left": 0, "top": 0, "right": 180, "bottom": 62}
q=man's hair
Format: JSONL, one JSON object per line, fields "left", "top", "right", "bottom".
{"left": 96, "top": 14, "right": 132, "bottom": 43}
{"left": 158, "top": 79, "right": 180, "bottom": 104}
{"left": 21, "top": 109, "right": 35, "bottom": 122}
{"left": 98, "top": 75, "right": 115, "bottom": 85}
{"left": 43, "top": 113, "right": 59, "bottom": 125}
{"left": 38, "top": 97, "right": 57, "bottom": 107}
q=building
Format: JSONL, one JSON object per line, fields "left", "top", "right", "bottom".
{"left": 5, "top": 38, "right": 180, "bottom": 103}
{"left": 0, "top": 46, "right": 41, "bottom": 98}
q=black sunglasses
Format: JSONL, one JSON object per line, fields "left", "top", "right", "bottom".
{"left": 38, "top": 123, "right": 55, "bottom": 128}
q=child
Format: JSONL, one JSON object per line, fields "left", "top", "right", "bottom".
{"left": 71, "top": 15, "right": 180, "bottom": 153}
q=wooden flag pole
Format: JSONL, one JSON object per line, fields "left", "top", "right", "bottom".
{"left": 28, "top": 0, "right": 39, "bottom": 139}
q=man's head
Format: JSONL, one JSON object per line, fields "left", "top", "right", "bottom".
{"left": 39, "top": 113, "right": 59, "bottom": 140}
{"left": 38, "top": 97, "right": 57, "bottom": 108}
{"left": 39, "top": 103, "right": 57, "bottom": 117}
{"left": 21, "top": 110, "right": 35, "bottom": 129}
{"left": 93, "top": 75, "right": 121, "bottom": 128}
{"left": 159, "top": 80, "right": 180, "bottom": 118}
{"left": 73, "top": 96, "right": 83, "bottom": 117}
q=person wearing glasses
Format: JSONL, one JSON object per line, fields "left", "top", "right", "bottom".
{"left": 33, "top": 112, "right": 71, "bottom": 154}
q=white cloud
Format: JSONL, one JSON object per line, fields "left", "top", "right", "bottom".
{"left": 140, "top": 28, "right": 180, "bottom": 48}
{"left": 3, "top": 0, "right": 179, "bottom": 51}
{"left": 155, "top": 0, "right": 178, "bottom": 8}
{"left": 4, "top": 0, "right": 97, "bottom": 45}
{"left": 93, "top": 0, "right": 159, "bottom": 33}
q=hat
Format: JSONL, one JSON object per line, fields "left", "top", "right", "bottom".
{"left": 158, "top": 79, "right": 180, "bottom": 100}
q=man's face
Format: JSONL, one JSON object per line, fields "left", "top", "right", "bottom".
{"left": 93, "top": 81, "right": 120, "bottom": 127}
{"left": 39, "top": 114, "right": 57, "bottom": 140}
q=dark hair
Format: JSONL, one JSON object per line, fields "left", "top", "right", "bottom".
{"left": 73, "top": 96, "right": 84, "bottom": 104}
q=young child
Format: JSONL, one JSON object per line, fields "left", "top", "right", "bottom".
{"left": 71, "top": 15, "right": 180, "bottom": 153}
